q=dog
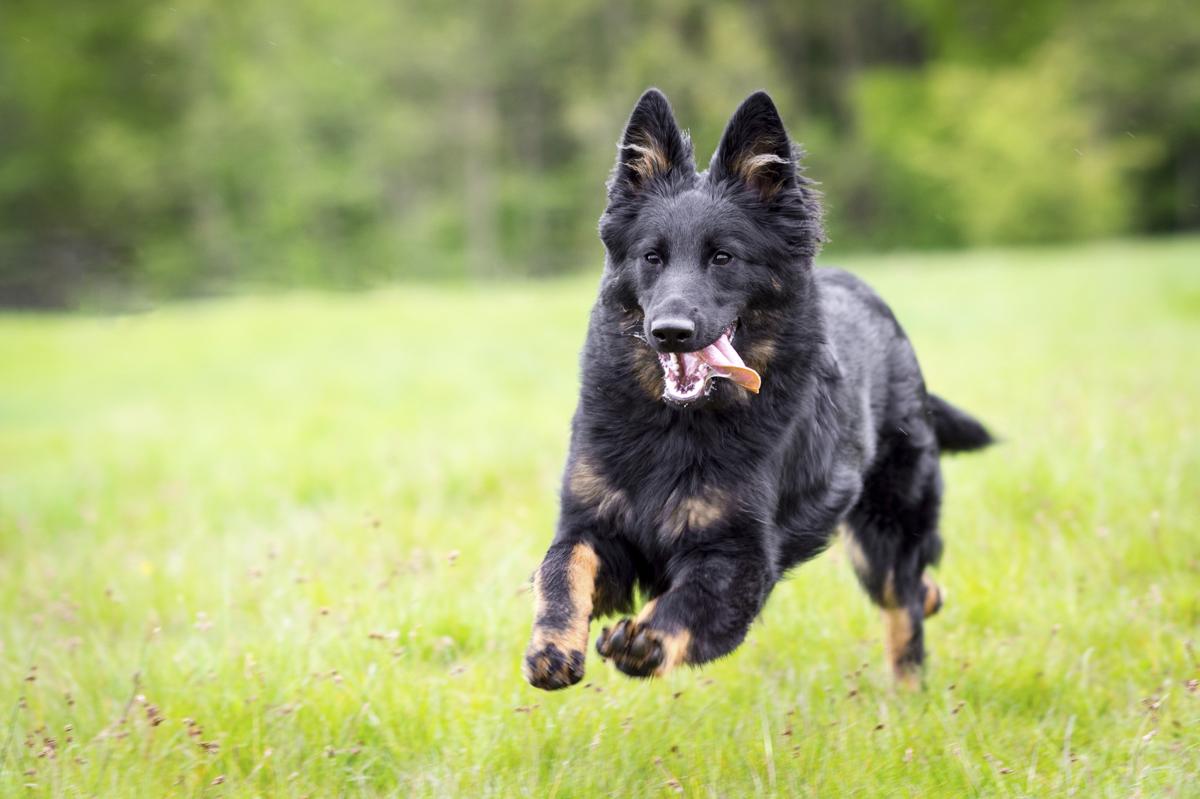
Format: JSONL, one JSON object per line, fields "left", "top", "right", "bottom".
{"left": 523, "top": 89, "right": 992, "bottom": 691}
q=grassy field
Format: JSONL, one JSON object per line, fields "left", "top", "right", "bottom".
{"left": 1, "top": 238, "right": 1198, "bottom": 797}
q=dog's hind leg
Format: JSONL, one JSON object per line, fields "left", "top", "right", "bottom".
{"left": 844, "top": 444, "right": 945, "bottom": 688}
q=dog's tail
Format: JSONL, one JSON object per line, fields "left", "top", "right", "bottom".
{"left": 927, "top": 393, "right": 994, "bottom": 454}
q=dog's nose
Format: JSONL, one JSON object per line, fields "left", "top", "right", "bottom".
{"left": 650, "top": 317, "right": 696, "bottom": 349}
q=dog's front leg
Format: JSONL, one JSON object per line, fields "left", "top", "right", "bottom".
{"left": 522, "top": 538, "right": 602, "bottom": 690}
{"left": 595, "top": 540, "right": 773, "bottom": 678}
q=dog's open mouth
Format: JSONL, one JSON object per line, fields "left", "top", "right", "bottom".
{"left": 657, "top": 323, "right": 762, "bottom": 404}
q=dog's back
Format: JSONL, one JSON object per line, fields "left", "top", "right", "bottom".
{"left": 817, "top": 267, "right": 934, "bottom": 463}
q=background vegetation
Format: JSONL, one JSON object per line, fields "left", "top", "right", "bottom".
{"left": 1, "top": 238, "right": 1198, "bottom": 796}
{"left": 2, "top": 0, "right": 1198, "bottom": 305}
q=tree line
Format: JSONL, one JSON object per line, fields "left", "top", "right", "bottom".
{"left": 1, "top": 0, "right": 1196, "bottom": 306}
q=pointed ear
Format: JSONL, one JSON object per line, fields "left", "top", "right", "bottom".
{"left": 710, "top": 91, "right": 795, "bottom": 200}
{"left": 610, "top": 89, "right": 693, "bottom": 196}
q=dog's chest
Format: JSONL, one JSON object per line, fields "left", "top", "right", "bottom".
{"left": 618, "top": 446, "right": 765, "bottom": 544}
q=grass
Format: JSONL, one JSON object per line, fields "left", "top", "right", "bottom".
{"left": 1, "top": 237, "right": 1198, "bottom": 797}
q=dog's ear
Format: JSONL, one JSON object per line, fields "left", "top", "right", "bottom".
{"left": 609, "top": 89, "right": 693, "bottom": 197}
{"left": 710, "top": 91, "right": 795, "bottom": 200}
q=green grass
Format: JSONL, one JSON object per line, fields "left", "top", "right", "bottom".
{"left": 1, "top": 238, "right": 1198, "bottom": 797}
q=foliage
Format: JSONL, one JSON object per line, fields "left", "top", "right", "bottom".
{"left": 0, "top": 1, "right": 1197, "bottom": 304}
{"left": 841, "top": 53, "right": 1135, "bottom": 249}
{"left": 1, "top": 238, "right": 1198, "bottom": 795}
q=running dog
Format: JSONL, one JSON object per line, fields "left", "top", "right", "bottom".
{"left": 523, "top": 89, "right": 992, "bottom": 690}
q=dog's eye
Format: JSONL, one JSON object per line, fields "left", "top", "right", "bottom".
{"left": 643, "top": 251, "right": 663, "bottom": 266}
{"left": 712, "top": 251, "right": 733, "bottom": 266}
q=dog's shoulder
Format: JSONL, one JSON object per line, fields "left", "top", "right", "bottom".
{"left": 815, "top": 267, "right": 897, "bottom": 326}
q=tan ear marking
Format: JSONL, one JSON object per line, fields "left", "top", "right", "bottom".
{"left": 735, "top": 151, "right": 788, "bottom": 182}
{"left": 621, "top": 137, "right": 670, "bottom": 181}
{"left": 731, "top": 144, "right": 789, "bottom": 198}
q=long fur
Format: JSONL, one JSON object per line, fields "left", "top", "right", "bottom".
{"left": 523, "top": 89, "right": 992, "bottom": 689}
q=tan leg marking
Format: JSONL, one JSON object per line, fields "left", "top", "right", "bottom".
{"left": 523, "top": 543, "right": 599, "bottom": 688}
{"left": 652, "top": 628, "right": 692, "bottom": 676}
{"left": 882, "top": 607, "right": 920, "bottom": 689}
{"left": 636, "top": 599, "right": 692, "bottom": 675}
{"left": 922, "top": 573, "right": 944, "bottom": 618}
{"left": 634, "top": 597, "right": 659, "bottom": 625}
{"left": 881, "top": 570, "right": 899, "bottom": 608}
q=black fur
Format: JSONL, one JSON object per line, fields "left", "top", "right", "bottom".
{"left": 927, "top": 393, "right": 994, "bottom": 452}
{"left": 524, "top": 89, "right": 992, "bottom": 689}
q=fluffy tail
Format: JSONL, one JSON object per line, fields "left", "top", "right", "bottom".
{"left": 927, "top": 393, "right": 993, "bottom": 453}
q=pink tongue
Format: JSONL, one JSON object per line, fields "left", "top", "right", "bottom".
{"left": 698, "top": 334, "right": 761, "bottom": 393}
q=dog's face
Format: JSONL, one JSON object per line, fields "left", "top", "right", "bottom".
{"left": 598, "top": 89, "right": 822, "bottom": 407}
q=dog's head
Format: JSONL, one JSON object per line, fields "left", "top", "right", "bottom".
{"left": 597, "top": 89, "right": 823, "bottom": 407}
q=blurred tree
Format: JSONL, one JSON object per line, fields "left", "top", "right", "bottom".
{"left": 0, "top": 0, "right": 1195, "bottom": 305}
{"left": 0, "top": 0, "right": 182, "bottom": 305}
{"left": 844, "top": 55, "right": 1133, "bottom": 248}
{"left": 1059, "top": 0, "right": 1200, "bottom": 232}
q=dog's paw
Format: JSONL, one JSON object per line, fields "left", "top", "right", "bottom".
{"left": 893, "top": 664, "right": 924, "bottom": 692}
{"left": 523, "top": 642, "right": 586, "bottom": 690}
{"left": 595, "top": 618, "right": 689, "bottom": 678}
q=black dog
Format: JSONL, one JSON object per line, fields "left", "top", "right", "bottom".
{"left": 523, "top": 89, "right": 991, "bottom": 691}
